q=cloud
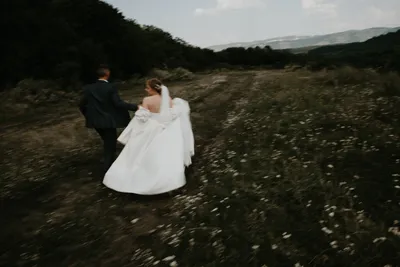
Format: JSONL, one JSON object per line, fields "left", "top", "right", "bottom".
{"left": 301, "top": 0, "right": 337, "bottom": 18}
{"left": 366, "top": 5, "right": 400, "bottom": 26}
{"left": 194, "top": 0, "right": 266, "bottom": 16}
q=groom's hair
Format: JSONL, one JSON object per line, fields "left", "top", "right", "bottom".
{"left": 97, "top": 64, "right": 110, "bottom": 78}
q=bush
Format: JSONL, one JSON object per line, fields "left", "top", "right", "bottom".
{"left": 371, "top": 71, "right": 400, "bottom": 96}
{"left": 149, "top": 68, "right": 194, "bottom": 82}
{"left": 332, "top": 66, "right": 378, "bottom": 85}
{"left": 4, "top": 79, "right": 78, "bottom": 105}
{"left": 170, "top": 67, "right": 194, "bottom": 80}
{"left": 312, "top": 66, "right": 379, "bottom": 87}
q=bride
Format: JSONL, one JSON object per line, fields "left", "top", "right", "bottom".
{"left": 103, "top": 78, "right": 194, "bottom": 195}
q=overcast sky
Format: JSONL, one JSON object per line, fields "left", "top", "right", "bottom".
{"left": 104, "top": 0, "right": 400, "bottom": 47}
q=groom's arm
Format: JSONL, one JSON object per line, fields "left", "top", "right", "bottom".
{"left": 111, "top": 86, "right": 138, "bottom": 111}
{"left": 78, "top": 88, "right": 88, "bottom": 115}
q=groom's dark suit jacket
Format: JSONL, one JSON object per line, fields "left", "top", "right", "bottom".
{"left": 79, "top": 80, "right": 138, "bottom": 128}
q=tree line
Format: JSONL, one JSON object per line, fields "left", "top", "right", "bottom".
{"left": 1, "top": 0, "right": 292, "bottom": 89}
{"left": 305, "top": 30, "right": 400, "bottom": 71}
{"left": 2, "top": 0, "right": 399, "bottom": 90}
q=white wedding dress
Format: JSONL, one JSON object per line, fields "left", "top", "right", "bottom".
{"left": 103, "top": 85, "right": 194, "bottom": 195}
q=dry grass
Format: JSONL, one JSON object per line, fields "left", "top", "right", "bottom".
{"left": 149, "top": 67, "right": 195, "bottom": 82}
{"left": 1, "top": 68, "right": 400, "bottom": 267}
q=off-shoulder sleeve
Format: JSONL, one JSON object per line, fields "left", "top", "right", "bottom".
{"left": 134, "top": 107, "right": 151, "bottom": 123}
{"left": 117, "top": 107, "right": 152, "bottom": 145}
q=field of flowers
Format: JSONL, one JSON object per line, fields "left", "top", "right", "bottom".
{"left": 1, "top": 68, "right": 400, "bottom": 266}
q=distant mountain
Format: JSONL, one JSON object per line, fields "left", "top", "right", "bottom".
{"left": 208, "top": 27, "right": 400, "bottom": 51}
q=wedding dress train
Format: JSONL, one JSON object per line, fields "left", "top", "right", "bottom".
{"left": 103, "top": 86, "right": 194, "bottom": 195}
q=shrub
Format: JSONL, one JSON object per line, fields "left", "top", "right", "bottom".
{"left": 149, "top": 68, "right": 194, "bottom": 82}
{"left": 312, "top": 66, "right": 379, "bottom": 87}
{"left": 379, "top": 72, "right": 400, "bottom": 96}
{"left": 331, "top": 66, "right": 378, "bottom": 85}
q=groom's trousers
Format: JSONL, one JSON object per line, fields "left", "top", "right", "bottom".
{"left": 95, "top": 128, "right": 117, "bottom": 173}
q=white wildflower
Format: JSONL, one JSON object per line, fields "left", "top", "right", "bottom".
{"left": 373, "top": 237, "right": 387, "bottom": 243}
{"left": 321, "top": 227, "right": 333, "bottom": 234}
{"left": 283, "top": 233, "right": 292, "bottom": 239}
{"left": 163, "top": 256, "right": 176, "bottom": 262}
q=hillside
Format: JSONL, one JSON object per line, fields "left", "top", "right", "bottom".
{"left": 1, "top": 0, "right": 217, "bottom": 87}
{"left": 306, "top": 29, "right": 400, "bottom": 71}
{"left": 208, "top": 27, "right": 400, "bottom": 51}
{"left": 282, "top": 45, "right": 324, "bottom": 54}
{"left": 0, "top": 0, "right": 290, "bottom": 89}
{"left": 1, "top": 68, "right": 400, "bottom": 266}
{"left": 3, "top": 0, "right": 400, "bottom": 92}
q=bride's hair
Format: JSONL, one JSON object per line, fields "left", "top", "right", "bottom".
{"left": 146, "top": 78, "right": 163, "bottom": 94}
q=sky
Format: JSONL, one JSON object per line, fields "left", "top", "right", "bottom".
{"left": 104, "top": 0, "right": 400, "bottom": 47}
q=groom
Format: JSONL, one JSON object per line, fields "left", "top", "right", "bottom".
{"left": 79, "top": 65, "right": 138, "bottom": 173}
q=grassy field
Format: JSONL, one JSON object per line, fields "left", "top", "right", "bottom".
{"left": 1, "top": 68, "right": 400, "bottom": 267}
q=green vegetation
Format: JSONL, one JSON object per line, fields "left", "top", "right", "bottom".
{"left": 4, "top": 0, "right": 398, "bottom": 91}
{"left": 1, "top": 0, "right": 289, "bottom": 89}
{"left": 305, "top": 30, "right": 400, "bottom": 71}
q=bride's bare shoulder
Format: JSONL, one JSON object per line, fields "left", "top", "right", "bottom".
{"left": 142, "top": 96, "right": 151, "bottom": 104}
{"left": 142, "top": 95, "right": 159, "bottom": 109}
{"left": 143, "top": 95, "right": 158, "bottom": 101}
